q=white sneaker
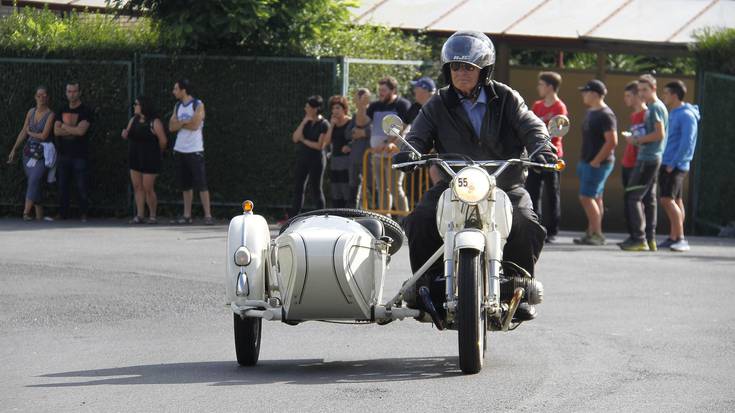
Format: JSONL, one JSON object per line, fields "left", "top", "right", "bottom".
{"left": 670, "top": 238, "right": 690, "bottom": 252}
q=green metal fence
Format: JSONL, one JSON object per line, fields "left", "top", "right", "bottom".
{"left": 136, "top": 54, "right": 339, "bottom": 211}
{"left": 1, "top": 54, "right": 445, "bottom": 217}
{"left": 692, "top": 72, "right": 735, "bottom": 234}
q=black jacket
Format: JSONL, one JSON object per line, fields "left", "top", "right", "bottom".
{"left": 406, "top": 81, "right": 553, "bottom": 190}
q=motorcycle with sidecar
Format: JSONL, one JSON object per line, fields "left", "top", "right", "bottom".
{"left": 225, "top": 114, "right": 569, "bottom": 374}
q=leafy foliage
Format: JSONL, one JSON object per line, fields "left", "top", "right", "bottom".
{"left": 0, "top": 6, "right": 161, "bottom": 58}
{"left": 692, "top": 27, "right": 735, "bottom": 75}
{"left": 111, "top": 0, "right": 357, "bottom": 55}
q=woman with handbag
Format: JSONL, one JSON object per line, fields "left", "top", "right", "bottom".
{"left": 6, "top": 86, "right": 55, "bottom": 221}
{"left": 121, "top": 96, "right": 168, "bottom": 224}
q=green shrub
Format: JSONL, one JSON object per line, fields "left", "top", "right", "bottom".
{"left": 0, "top": 6, "right": 162, "bottom": 59}
{"left": 692, "top": 27, "right": 735, "bottom": 75}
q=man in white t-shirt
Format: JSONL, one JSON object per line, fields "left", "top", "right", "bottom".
{"left": 168, "top": 78, "right": 213, "bottom": 225}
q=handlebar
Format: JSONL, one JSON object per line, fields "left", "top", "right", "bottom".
{"left": 392, "top": 154, "right": 566, "bottom": 178}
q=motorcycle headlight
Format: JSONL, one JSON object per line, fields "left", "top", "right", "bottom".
{"left": 234, "top": 246, "right": 252, "bottom": 266}
{"left": 451, "top": 166, "right": 493, "bottom": 204}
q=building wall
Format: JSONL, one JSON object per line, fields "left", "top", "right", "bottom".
{"left": 509, "top": 67, "right": 696, "bottom": 232}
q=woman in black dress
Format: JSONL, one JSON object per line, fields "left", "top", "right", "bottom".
{"left": 289, "top": 95, "right": 329, "bottom": 218}
{"left": 121, "top": 96, "right": 167, "bottom": 224}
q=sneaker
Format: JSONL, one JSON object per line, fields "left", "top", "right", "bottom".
{"left": 619, "top": 238, "right": 649, "bottom": 251}
{"left": 203, "top": 216, "right": 215, "bottom": 226}
{"left": 80, "top": 214, "right": 88, "bottom": 223}
{"left": 170, "top": 216, "right": 192, "bottom": 225}
{"left": 670, "top": 238, "right": 690, "bottom": 252}
{"left": 545, "top": 235, "right": 557, "bottom": 244}
{"left": 574, "top": 232, "right": 605, "bottom": 246}
{"left": 658, "top": 238, "right": 676, "bottom": 249}
{"left": 128, "top": 216, "right": 145, "bottom": 224}
{"left": 573, "top": 232, "right": 591, "bottom": 245}
{"left": 147, "top": 217, "right": 158, "bottom": 225}
{"left": 647, "top": 239, "right": 658, "bottom": 252}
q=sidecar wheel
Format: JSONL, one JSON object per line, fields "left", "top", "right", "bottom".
{"left": 234, "top": 313, "right": 261, "bottom": 366}
{"left": 457, "top": 249, "right": 485, "bottom": 374}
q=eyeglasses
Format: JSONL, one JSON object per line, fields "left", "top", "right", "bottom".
{"left": 450, "top": 62, "right": 477, "bottom": 72}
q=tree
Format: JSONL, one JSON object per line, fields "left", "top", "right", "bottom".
{"left": 111, "top": 0, "right": 356, "bottom": 55}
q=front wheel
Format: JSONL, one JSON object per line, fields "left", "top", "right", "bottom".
{"left": 234, "top": 313, "right": 262, "bottom": 366}
{"left": 457, "top": 249, "right": 486, "bottom": 374}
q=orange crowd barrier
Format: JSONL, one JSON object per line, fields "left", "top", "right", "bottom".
{"left": 360, "top": 148, "right": 430, "bottom": 217}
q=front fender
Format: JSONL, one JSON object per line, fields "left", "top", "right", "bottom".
{"left": 454, "top": 229, "right": 486, "bottom": 253}
{"left": 225, "top": 213, "right": 270, "bottom": 305}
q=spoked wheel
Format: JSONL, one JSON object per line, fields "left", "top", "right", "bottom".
{"left": 457, "top": 249, "right": 486, "bottom": 374}
{"left": 234, "top": 313, "right": 262, "bottom": 366}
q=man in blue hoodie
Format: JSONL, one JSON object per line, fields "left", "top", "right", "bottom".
{"left": 659, "top": 80, "right": 699, "bottom": 252}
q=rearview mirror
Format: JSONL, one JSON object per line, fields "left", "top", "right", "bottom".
{"left": 547, "top": 115, "right": 570, "bottom": 137}
{"left": 381, "top": 114, "right": 404, "bottom": 136}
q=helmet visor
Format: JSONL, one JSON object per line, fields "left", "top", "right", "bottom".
{"left": 441, "top": 34, "right": 494, "bottom": 68}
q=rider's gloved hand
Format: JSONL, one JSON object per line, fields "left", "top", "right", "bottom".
{"left": 531, "top": 149, "right": 558, "bottom": 174}
{"left": 532, "top": 151, "right": 558, "bottom": 165}
{"left": 392, "top": 151, "right": 419, "bottom": 173}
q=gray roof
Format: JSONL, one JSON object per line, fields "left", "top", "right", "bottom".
{"left": 352, "top": 0, "right": 735, "bottom": 45}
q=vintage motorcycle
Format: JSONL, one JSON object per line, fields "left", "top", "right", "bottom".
{"left": 225, "top": 114, "right": 569, "bottom": 374}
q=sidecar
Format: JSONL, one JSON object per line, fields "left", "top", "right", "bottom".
{"left": 226, "top": 203, "right": 409, "bottom": 366}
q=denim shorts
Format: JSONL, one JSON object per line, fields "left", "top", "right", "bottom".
{"left": 577, "top": 160, "right": 614, "bottom": 198}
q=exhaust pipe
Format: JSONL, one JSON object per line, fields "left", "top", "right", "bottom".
{"left": 501, "top": 288, "right": 524, "bottom": 331}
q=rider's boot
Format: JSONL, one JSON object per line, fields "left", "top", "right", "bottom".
{"left": 514, "top": 303, "right": 537, "bottom": 321}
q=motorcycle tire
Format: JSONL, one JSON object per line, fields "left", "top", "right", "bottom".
{"left": 234, "top": 313, "right": 261, "bottom": 366}
{"left": 279, "top": 208, "right": 404, "bottom": 255}
{"left": 457, "top": 249, "right": 486, "bottom": 374}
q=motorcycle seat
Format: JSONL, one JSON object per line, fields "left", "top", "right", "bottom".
{"left": 353, "top": 217, "right": 384, "bottom": 239}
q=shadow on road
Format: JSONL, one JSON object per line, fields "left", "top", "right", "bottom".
{"left": 29, "top": 357, "right": 464, "bottom": 387}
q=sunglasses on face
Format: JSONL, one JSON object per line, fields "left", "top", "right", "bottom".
{"left": 450, "top": 62, "right": 477, "bottom": 72}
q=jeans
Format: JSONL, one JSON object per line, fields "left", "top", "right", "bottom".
{"left": 626, "top": 159, "right": 660, "bottom": 241}
{"left": 525, "top": 169, "right": 561, "bottom": 237}
{"left": 57, "top": 156, "right": 89, "bottom": 218}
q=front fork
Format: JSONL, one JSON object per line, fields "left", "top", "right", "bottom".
{"left": 444, "top": 227, "right": 502, "bottom": 320}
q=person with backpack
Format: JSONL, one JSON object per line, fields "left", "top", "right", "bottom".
{"left": 121, "top": 96, "right": 168, "bottom": 224}
{"left": 168, "top": 78, "right": 213, "bottom": 225}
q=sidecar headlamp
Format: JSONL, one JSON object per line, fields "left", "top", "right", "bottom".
{"left": 452, "top": 166, "right": 493, "bottom": 204}
{"left": 234, "top": 246, "right": 252, "bottom": 266}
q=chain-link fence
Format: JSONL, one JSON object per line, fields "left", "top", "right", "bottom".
{"left": 0, "top": 57, "right": 132, "bottom": 213}
{"left": 692, "top": 72, "right": 735, "bottom": 235}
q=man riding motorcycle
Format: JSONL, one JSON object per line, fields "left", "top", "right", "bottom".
{"left": 400, "top": 31, "right": 557, "bottom": 321}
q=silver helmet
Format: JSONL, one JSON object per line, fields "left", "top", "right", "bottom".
{"left": 441, "top": 31, "right": 496, "bottom": 91}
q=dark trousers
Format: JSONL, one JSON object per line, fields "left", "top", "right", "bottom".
{"left": 57, "top": 156, "right": 89, "bottom": 218}
{"left": 621, "top": 166, "right": 635, "bottom": 236}
{"left": 290, "top": 153, "right": 326, "bottom": 217}
{"left": 626, "top": 159, "right": 660, "bottom": 241}
{"left": 403, "top": 182, "right": 546, "bottom": 281}
{"left": 525, "top": 169, "right": 561, "bottom": 237}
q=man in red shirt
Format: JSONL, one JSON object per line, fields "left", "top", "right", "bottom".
{"left": 621, "top": 80, "right": 647, "bottom": 238}
{"left": 526, "top": 71, "right": 568, "bottom": 243}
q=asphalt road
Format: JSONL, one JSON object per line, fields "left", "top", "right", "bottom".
{"left": 1, "top": 218, "right": 734, "bottom": 412}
